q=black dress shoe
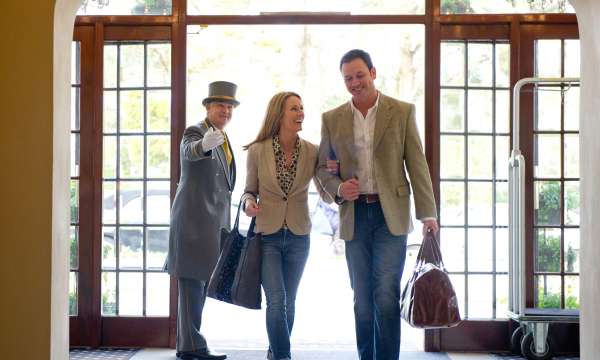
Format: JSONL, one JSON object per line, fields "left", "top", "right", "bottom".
{"left": 176, "top": 349, "right": 227, "bottom": 360}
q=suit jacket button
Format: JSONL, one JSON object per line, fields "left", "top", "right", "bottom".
{"left": 283, "top": 196, "right": 287, "bottom": 201}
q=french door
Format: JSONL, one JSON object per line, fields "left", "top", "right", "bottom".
{"left": 70, "top": 24, "right": 178, "bottom": 347}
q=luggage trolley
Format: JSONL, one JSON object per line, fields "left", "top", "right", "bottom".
{"left": 508, "top": 77, "right": 580, "bottom": 360}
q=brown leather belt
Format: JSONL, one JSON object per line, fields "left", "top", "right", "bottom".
{"left": 356, "top": 194, "right": 379, "bottom": 203}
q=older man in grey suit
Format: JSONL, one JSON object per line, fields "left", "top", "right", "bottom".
{"left": 317, "top": 50, "right": 439, "bottom": 360}
{"left": 166, "top": 81, "right": 238, "bottom": 360}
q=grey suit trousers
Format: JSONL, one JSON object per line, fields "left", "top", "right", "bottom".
{"left": 177, "top": 277, "right": 208, "bottom": 352}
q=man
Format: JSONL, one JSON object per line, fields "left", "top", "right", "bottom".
{"left": 166, "top": 81, "right": 238, "bottom": 360}
{"left": 317, "top": 49, "right": 439, "bottom": 360}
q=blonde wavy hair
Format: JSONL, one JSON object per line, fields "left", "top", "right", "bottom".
{"left": 243, "top": 91, "right": 301, "bottom": 150}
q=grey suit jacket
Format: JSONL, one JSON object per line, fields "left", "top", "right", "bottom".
{"left": 166, "top": 121, "right": 236, "bottom": 281}
{"left": 316, "top": 93, "right": 437, "bottom": 240}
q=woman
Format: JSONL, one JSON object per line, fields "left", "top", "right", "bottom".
{"left": 242, "top": 91, "right": 332, "bottom": 360}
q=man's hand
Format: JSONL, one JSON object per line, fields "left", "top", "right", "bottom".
{"left": 422, "top": 219, "right": 439, "bottom": 236}
{"left": 326, "top": 159, "right": 339, "bottom": 175}
{"left": 244, "top": 198, "right": 261, "bottom": 217}
{"left": 339, "top": 178, "right": 360, "bottom": 201}
{"left": 201, "top": 128, "right": 225, "bottom": 152}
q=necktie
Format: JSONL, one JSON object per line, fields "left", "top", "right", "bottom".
{"left": 221, "top": 131, "right": 233, "bottom": 166}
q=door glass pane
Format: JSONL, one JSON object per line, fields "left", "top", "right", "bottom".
{"left": 564, "top": 228, "right": 580, "bottom": 273}
{"left": 535, "top": 228, "right": 561, "bottom": 272}
{"left": 102, "top": 227, "right": 117, "bottom": 270}
{"left": 496, "top": 274, "right": 509, "bottom": 318}
{"left": 564, "top": 40, "right": 580, "bottom": 78}
{"left": 565, "top": 276, "right": 580, "bottom": 309}
{"left": 119, "top": 227, "right": 144, "bottom": 270}
{"left": 104, "top": 90, "right": 118, "bottom": 133}
{"left": 468, "top": 136, "right": 493, "bottom": 179}
{"left": 104, "top": 45, "right": 118, "bottom": 88}
{"left": 564, "top": 134, "right": 579, "bottom": 178}
{"left": 441, "top": 42, "right": 465, "bottom": 86}
{"left": 495, "top": 90, "right": 510, "bottom": 134}
{"left": 120, "top": 91, "right": 144, "bottom": 133}
{"left": 441, "top": 89, "right": 465, "bottom": 132}
{"left": 536, "top": 90, "right": 562, "bottom": 131}
{"left": 468, "top": 181, "right": 493, "bottom": 225}
{"left": 495, "top": 44, "right": 510, "bottom": 88}
{"left": 147, "top": 136, "right": 171, "bottom": 178}
{"left": 119, "top": 273, "right": 144, "bottom": 316}
{"left": 468, "top": 228, "right": 493, "bottom": 272}
{"left": 147, "top": 90, "right": 171, "bottom": 132}
{"left": 467, "top": 90, "right": 493, "bottom": 133}
{"left": 564, "top": 181, "right": 580, "bottom": 225}
{"left": 102, "top": 272, "right": 117, "bottom": 316}
{"left": 441, "top": 182, "right": 465, "bottom": 226}
{"left": 69, "top": 272, "right": 78, "bottom": 316}
{"left": 189, "top": 0, "right": 425, "bottom": 15}
{"left": 495, "top": 182, "right": 509, "bottom": 226}
{"left": 468, "top": 275, "right": 493, "bottom": 318}
{"left": 536, "top": 40, "right": 562, "bottom": 77}
{"left": 496, "top": 228, "right": 509, "bottom": 272}
{"left": 467, "top": 43, "right": 493, "bottom": 87}
{"left": 147, "top": 44, "right": 171, "bottom": 87}
{"left": 440, "top": 228, "right": 465, "bottom": 272}
{"left": 535, "top": 181, "right": 562, "bottom": 226}
{"left": 70, "top": 226, "right": 79, "bottom": 270}
{"left": 564, "top": 86, "right": 579, "bottom": 131}
{"left": 440, "top": 136, "right": 464, "bottom": 179}
{"left": 146, "top": 273, "right": 170, "bottom": 316}
{"left": 534, "top": 135, "right": 561, "bottom": 178}
{"left": 78, "top": 0, "right": 173, "bottom": 15}
{"left": 441, "top": 0, "right": 574, "bottom": 14}
{"left": 535, "top": 275, "right": 561, "bottom": 308}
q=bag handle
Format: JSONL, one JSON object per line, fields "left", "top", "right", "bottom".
{"left": 416, "top": 231, "right": 445, "bottom": 268}
{"left": 234, "top": 193, "right": 258, "bottom": 237}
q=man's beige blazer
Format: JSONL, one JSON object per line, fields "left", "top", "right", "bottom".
{"left": 317, "top": 93, "right": 437, "bottom": 241}
{"left": 243, "top": 138, "right": 331, "bottom": 236}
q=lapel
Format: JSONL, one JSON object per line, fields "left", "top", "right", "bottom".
{"left": 372, "top": 95, "right": 392, "bottom": 151}
{"left": 288, "top": 139, "right": 308, "bottom": 196}
{"left": 203, "top": 120, "right": 233, "bottom": 190}
{"left": 264, "top": 138, "right": 286, "bottom": 197}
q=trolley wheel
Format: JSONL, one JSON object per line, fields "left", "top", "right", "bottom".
{"left": 520, "top": 331, "right": 555, "bottom": 360}
{"left": 510, "top": 326, "right": 524, "bottom": 355}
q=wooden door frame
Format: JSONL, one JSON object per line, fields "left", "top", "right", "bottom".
{"left": 71, "top": 0, "right": 579, "bottom": 351}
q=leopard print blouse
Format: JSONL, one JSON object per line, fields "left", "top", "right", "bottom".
{"left": 272, "top": 135, "right": 300, "bottom": 196}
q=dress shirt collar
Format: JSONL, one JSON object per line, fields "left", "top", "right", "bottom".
{"left": 349, "top": 91, "right": 380, "bottom": 117}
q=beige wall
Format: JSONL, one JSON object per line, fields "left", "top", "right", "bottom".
{"left": 0, "top": 1, "right": 74, "bottom": 359}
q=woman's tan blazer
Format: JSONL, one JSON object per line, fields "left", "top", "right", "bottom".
{"left": 242, "top": 138, "right": 332, "bottom": 236}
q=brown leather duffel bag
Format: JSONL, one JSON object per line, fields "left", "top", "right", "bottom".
{"left": 400, "top": 231, "right": 461, "bottom": 329}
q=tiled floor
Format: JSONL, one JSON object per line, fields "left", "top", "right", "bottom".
{"left": 131, "top": 348, "right": 494, "bottom": 360}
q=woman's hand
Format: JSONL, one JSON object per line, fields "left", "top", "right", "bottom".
{"left": 244, "top": 198, "right": 261, "bottom": 217}
{"left": 326, "top": 159, "right": 340, "bottom": 175}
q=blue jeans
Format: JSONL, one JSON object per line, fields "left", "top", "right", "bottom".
{"left": 261, "top": 228, "right": 310, "bottom": 360}
{"left": 345, "top": 201, "right": 408, "bottom": 360}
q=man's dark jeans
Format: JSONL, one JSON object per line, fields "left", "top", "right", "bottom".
{"left": 345, "top": 201, "right": 408, "bottom": 360}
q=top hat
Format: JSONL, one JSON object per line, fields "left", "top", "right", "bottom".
{"left": 202, "top": 81, "right": 240, "bottom": 106}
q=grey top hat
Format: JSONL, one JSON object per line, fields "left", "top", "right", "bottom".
{"left": 202, "top": 81, "right": 240, "bottom": 106}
